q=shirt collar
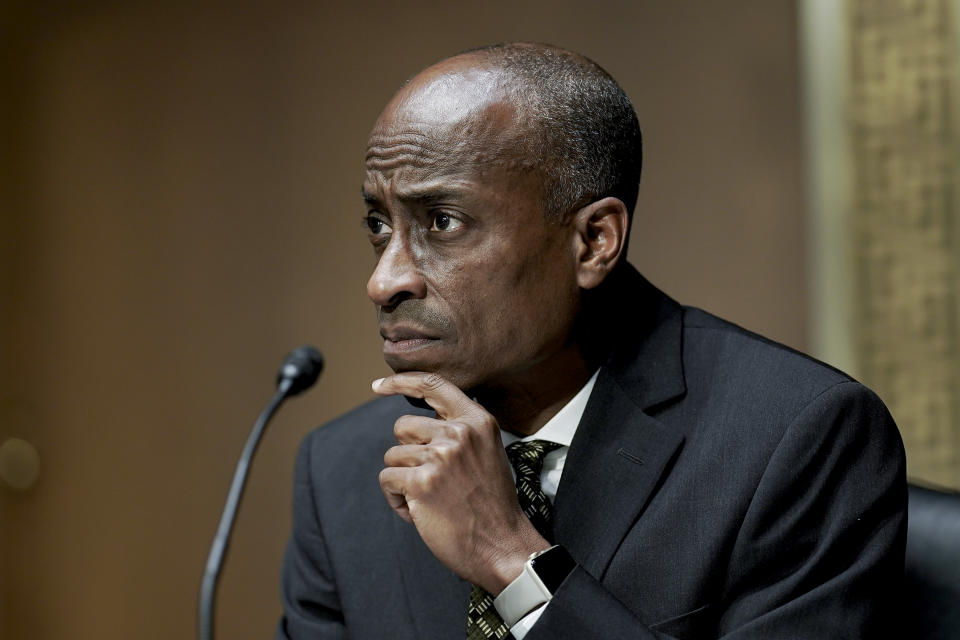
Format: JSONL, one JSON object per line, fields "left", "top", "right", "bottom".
{"left": 500, "top": 368, "right": 600, "bottom": 448}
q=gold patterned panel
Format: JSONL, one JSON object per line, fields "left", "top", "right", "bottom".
{"left": 848, "top": 0, "right": 960, "bottom": 488}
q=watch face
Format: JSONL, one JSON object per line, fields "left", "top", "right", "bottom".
{"left": 529, "top": 546, "right": 576, "bottom": 593}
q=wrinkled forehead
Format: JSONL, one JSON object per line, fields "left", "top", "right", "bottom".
{"left": 365, "top": 65, "right": 534, "bottom": 177}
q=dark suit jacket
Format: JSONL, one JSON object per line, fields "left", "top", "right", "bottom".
{"left": 277, "top": 264, "right": 906, "bottom": 639}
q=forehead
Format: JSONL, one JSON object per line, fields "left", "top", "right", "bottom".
{"left": 362, "top": 126, "right": 541, "bottom": 212}
{"left": 380, "top": 64, "right": 505, "bottom": 129}
{"left": 364, "top": 118, "right": 525, "bottom": 190}
{"left": 365, "top": 64, "right": 537, "bottom": 181}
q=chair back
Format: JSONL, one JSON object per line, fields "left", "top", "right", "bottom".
{"left": 904, "top": 483, "right": 960, "bottom": 640}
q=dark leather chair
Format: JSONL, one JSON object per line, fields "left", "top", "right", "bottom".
{"left": 904, "top": 483, "right": 960, "bottom": 640}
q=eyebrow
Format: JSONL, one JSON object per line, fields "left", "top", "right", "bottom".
{"left": 361, "top": 186, "right": 468, "bottom": 207}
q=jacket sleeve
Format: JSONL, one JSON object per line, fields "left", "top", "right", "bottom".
{"left": 525, "top": 381, "right": 907, "bottom": 639}
{"left": 276, "top": 433, "right": 350, "bottom": 640}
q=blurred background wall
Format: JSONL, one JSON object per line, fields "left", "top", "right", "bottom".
{"left": 845, "top": 0, "right": 960, "bottom": 489}
{"left": 803, "top": 0, "right": 960, "bottom": 488}
{"left": 0, "top": 1, "right": 954, "bottom": 639}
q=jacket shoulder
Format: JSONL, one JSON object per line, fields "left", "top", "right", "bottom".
{"left": 681, "top": 305, "right": 854, "bottom": 393}
{"left": 673, "top": 305, "right": 900, "bottom": 456}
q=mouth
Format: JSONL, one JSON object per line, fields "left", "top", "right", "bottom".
{"left": 380, "top": 325, "right": 440, "bottom": 355}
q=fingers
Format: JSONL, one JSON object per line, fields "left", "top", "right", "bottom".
{"left": 379, "top": 467, "right": 413, "bottom": 523}
{"left": 393, "top": 414, "right": 441, "bottom": 444}
{"left": 384, "top": 443, "right": 432, "bottom": 467}
{"left": 376, "top": 371, "right": 507, "bottom": 533}
{"left": 372, "top": 372, "right": 478, "bottom": 420}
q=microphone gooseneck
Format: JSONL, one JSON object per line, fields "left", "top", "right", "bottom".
{"left": 198, "top": 346, "right": 324, "bottom": 640}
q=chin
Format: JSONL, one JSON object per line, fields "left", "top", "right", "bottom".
{"left": 384, "top": 356, "right": 450, "bottom": 380}
{"left": 384, "top": 353, "right": 438, "bottom": 375}
{"left": 383, "top": 355, "right": 479, "bottom": 391}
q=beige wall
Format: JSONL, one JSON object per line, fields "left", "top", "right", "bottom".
{"left": 0, "top": 2, "right": 805, "bottom": 639}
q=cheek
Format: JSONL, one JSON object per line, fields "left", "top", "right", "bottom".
{"left": 461, "top": 240, "right": 576, "bottom": 352}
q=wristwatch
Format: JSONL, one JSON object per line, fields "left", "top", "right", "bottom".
{"left": 493, "top": 545, "right": 577, "bottom": 627}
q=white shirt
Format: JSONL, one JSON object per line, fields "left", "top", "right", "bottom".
{"left": 496, "top": 369, "right": 600, "bottom": 638}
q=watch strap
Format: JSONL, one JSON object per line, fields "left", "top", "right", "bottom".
{"left": 493, "top": 545, "right": 575, "bottom": 627}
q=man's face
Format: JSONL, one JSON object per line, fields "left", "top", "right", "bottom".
{"left": 362, "top": 63, "right": 581, "bottom": 394}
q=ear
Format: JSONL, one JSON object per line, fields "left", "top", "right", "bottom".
{"left": 572, "top": 197, "right": 630, "bottom": 289}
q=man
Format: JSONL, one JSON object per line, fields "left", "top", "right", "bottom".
{"left": 277, "top": 43, "right": 905, "bottom": 639}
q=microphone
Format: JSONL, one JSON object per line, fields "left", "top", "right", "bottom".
{"left": 276, "top": 345, "right": 324, "bottom": 397}
{"left": 198, "top": 346, "right": 324, "bottom": 640}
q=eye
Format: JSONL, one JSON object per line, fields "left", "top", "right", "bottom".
{"left": 429, "top": 212, "right": 463, "bottom": 232}
{"left": 364, "top": 214, "right": 392, "bottom": 236}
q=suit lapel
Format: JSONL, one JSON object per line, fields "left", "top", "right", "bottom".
{"left": 392, "top": 492, "right": 471, "bottom": 638}
{"left": 553, "top": 368, "right": 684, "bottom": 578}
{"left": 554, "top": 265, "right": 688, "bottom": 578}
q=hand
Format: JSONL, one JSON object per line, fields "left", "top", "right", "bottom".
{"left": 374, "top": 372, "right": 551, "bottom": 594}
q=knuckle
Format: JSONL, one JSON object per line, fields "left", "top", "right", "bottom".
{"left": 393, "top": 415, "right": 413, "bottom": 437}
{"left": 422, "top": 372, "right": 445, "bottom": 391}
{"left": 446, "top": 420, "right": 469, "bottom": 440}
{"left": 417, "top": 467, "right": 441, "bottom": 492}
{"left": 447, "top": 418, "right": 492, "bottom": 444}
{"left": 431, "top": 441, "right": 453, "bottom": 463}
{"left": 477, "top": 414, "right": 498, "bottom": 435}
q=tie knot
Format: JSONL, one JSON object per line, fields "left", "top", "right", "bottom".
{"left": 506, "top": 439, "right": 562, "bottom": 478}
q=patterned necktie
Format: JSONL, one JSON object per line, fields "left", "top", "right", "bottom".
{"left": 466, "top": 440, "right": 563, "bottom": 639}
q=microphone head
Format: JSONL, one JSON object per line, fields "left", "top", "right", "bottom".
{"left": 276, "top": 345, "right": 324, "bottom": 396}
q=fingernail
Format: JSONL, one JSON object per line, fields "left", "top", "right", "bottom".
{"left": 372, "top": 378, "right": 385, "bottom": 391}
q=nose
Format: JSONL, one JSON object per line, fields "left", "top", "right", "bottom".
{"left": 366, "top": 237, "right": 427, "bottom": 308}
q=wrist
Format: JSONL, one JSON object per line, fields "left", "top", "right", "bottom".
{"left": 493, "top": 544, "right": 577, "bottom": 627}
{"left": 487, "top": 528, "right": 551, "bottom": 595}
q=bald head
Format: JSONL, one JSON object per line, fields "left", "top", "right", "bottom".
{"left": 369, "top": 43, "right": 643, "bottom": 221}
{"left": 368, "top": 61, "right": 536, "bottom": 184}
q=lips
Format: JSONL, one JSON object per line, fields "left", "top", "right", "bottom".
{"left": 379, "top": 325, "right": 437, "bottom": 342}
{"left": 379, "top": 325, "right": 441, "bottom": 358}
